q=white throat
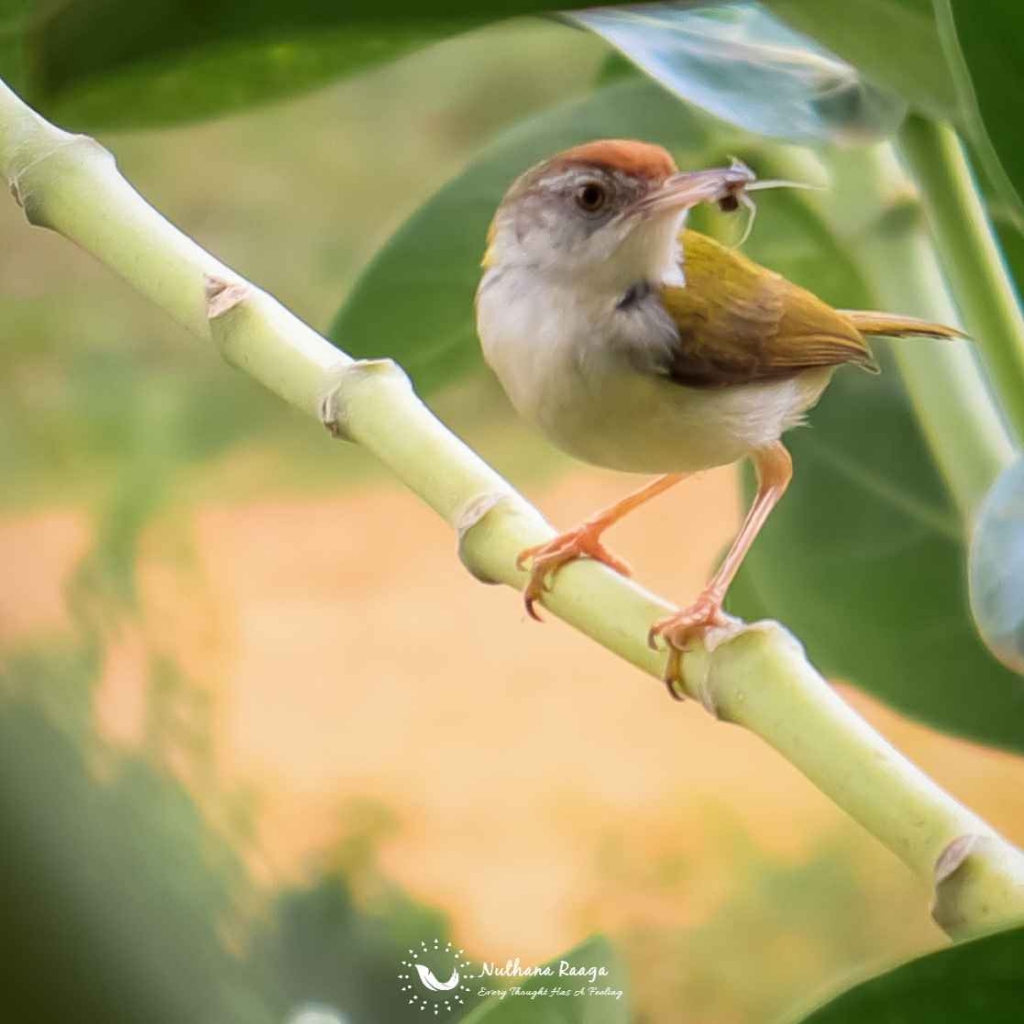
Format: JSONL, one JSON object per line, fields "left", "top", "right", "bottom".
{"left": 612, "top": 209, "right": 688, "bottom": 290}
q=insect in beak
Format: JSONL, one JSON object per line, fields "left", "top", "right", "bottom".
{"left": 624, "top": 158, "right": 823, "bottom": 249}
{"left": 626, "top": 159, "right": 757, "bottom": 220}
{"left": 720, "top": 171, "right": 824, "bottom": 247}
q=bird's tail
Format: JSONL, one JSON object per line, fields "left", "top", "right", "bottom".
{"left": 840, "top": 310, "right": 967, "bottom": 340}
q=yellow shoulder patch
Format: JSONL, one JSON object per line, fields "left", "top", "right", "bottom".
{"left": 481, "top": 215, "right": 499, "bottom": 269}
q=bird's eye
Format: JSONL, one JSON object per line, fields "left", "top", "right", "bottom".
{"left": 575, "top": 181, "right": 608, "bottom": 213}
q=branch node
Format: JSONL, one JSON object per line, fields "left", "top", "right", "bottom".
{"left": 935, "top": 833, "right": 980, "bottom": 887}
{"left": 205, "top": 274, "right": 251, "bottom": 320}
{"left": 319, "top": 388, "right": 349, "bottom": 441}
{"left": 7, "top": 133, "right": 114, "bottom": 229}
{"left": 931, "top": 833, "right": 1024, "bottom": 938}
{"left": 693, "top": 619, "right": 790, "bottom": 719}
{"left": 932, "top": 833, "right": 989, "bottom": 935}
{"left": 320, "top": 358, "right": 410, "bottom": 442}
{"left": 456, "top": 492, "right": 513, "bottom": 584}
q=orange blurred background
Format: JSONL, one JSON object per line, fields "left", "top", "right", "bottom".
{"left": 5, "top": 457, "right": 1024, "bottom": 1021}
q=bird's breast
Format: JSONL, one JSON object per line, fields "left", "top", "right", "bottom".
{"left": 475, "top": 268, "right": 831, "bottom": 473}
{"left": 476, "top": 268, "right": 605, "bottom": 431}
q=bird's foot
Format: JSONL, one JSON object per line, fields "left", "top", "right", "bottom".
{"left": 516, "top": 526, "right": 632, "bottom": 621}
{"left": 648, "top": 594, "right": 738, "bottom": 698}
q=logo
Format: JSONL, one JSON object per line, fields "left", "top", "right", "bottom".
{"left": 399, "top": 939, "right": 625, "bottom": 1013}
{"left": 398, "top": 939, "right": 474, "bottom": 1014}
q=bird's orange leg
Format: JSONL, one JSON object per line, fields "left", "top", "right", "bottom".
{"left": 649, "top": 442, "right": 793, "bottom": 685}
{"left": 518, "top": 473, "right": 687, "bottom": 620}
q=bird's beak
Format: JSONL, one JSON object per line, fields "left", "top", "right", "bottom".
{"left": 626, "top": 160, "right": 756, "bottom": 220}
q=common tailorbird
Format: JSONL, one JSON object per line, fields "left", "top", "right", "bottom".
{"left": 474, "top": 139, "right": 961, "bottom": 686}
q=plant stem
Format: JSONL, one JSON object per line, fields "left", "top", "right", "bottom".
{"left": 897, "top": 115, "right": 1024, "bottom": 448}
{"left": 684, "top": 626, "right": 1024, "bottom": 939}
{"left": 857, "top": 143, "right": 1014, "bottom": 521}
{"left": 3, "top": 78, "right": 1024, "bottom": 940}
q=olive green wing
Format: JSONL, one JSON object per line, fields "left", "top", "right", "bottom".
{"left": 656, "top": 230, "right": 877, "bottom": 387}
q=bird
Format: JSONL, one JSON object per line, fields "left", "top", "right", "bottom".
{"left": 474, "top": 139, "right": 962, "bottom": 688}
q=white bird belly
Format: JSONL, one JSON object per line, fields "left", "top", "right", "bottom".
{"left": 476, "top": 270, "right": 833, "bottom": 474}
{"left": 546, "top": 366, "right": 832, "bottom": 473}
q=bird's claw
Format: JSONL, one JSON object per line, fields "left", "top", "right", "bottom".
{"left": 517, "top": 527, "right": 632, "bottom": 620}
{"left": 522, "top": 575, "right": 550, "bottom": 622}
{"left": 648, "top": 594, "right": 735, "bottom": 697}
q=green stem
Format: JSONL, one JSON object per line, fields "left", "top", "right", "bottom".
{"left": 857, "top": 143, "right": 1014, "bottom": 521}
{"left": 3, "top": 77, "right": 1024, "bottom": 940}
{"left": 897, "top": 115, "right": 1024, "bottom": 447}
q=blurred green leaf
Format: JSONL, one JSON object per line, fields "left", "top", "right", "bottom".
{"left": 0, "top": 0, "right": 33, "bottom": 31}
{"left": 254, "top": 869, "right": 471, "bottom": 1024}
{"left": 970, "top": 455, "right": 1024, "bottom": 675}
{"left": 0, "top": 0, "right": 32, "bottom": 92}
{"left": 573, "top": 2, "right": 905, "bottom": 144}
{"left": 726, "top": 173, "right": 1024, "bottom": 753}
{"left": 38, "top": 20, "right": 457, "bottom": 130}
{"left": 2, "top": 0, "right": 620, "bottom": 130}
{"left": 0, "top": 699, "right": 259, "bottom": 1024}
{"left": 330, "top": 79, "right": 718, "bottom": 393}
{"left": 797, "top": 926, "right": 1024, "bottom": 1022}
{"left": 460, "top": 936, "right": 629, "bottom": 1024}
{"left": 766, "top": 0, "right": 957, "bottom": 122}
{"left": 938, "top": 0, "right": 1024, "bottom": 229}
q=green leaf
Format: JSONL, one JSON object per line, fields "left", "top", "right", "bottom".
{"left": 41, "top": 22, "right": 461, "bottom": 131}
{"left": 797, "top": 925, "right": 1024, "bottom": 1022}
{"left": 0, "top": 0, "right": 33, "bottom": 94}
{"left": 726, "top": 171, "right": 1024, "bottom": 754}
{"left": 573, "top": 3, "right": 905, "bottom": 144}
{"left": 765, "top": 0, "right": 958, "bottom": 122}
{"left": 0, "top": 0, "right": 32, "bottom": 23}
{"left": 460, "top": 936, "right": 629, "bottom": 1024}
{"left": 1, "top": 0, "right": 623, "bottom": 130}
{"left": 969, "top": 455, "right": 1024, "bottom": 675}
{"left": 937, "top": 0, "right": 1024, "bottom": 229}
{"left": 16, "top": 1, "right": 473, "bottom": 129}
{"left": 330, "top": 79, "right": 717, "bottom": 393}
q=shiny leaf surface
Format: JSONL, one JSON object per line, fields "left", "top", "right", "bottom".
{"left": 766, "top": 0, "right": 957, "bottom": 122}
{"left": 573, "top": 2, "right": 905, "bottom": 144}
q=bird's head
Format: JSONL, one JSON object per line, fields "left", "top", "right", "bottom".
{"left": 482, "top": 139, "right": 751, "bottom": 292}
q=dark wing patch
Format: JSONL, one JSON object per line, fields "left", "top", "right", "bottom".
{"left": 657, "top": 230, "right": 876, "bottom": 388}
